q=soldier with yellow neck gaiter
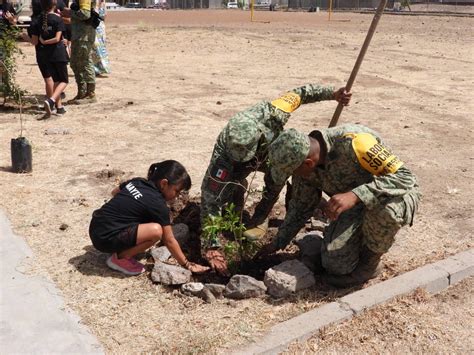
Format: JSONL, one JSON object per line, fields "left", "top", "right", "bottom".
{"left": 61, "top": 0, "right": 97, "bottom": 104}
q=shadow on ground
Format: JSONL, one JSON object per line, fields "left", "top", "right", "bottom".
{"left": 68, "top": 245, "right": 128, "bottom": 279}
{"left": 0, "top": 94, "right": 45, "bottom": 115}
{"left": 0, "top": 166, "right": 13, "bottom": 173}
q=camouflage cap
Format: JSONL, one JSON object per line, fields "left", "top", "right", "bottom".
{"left": 225, "top": 116, "right": 261, "bottom": 162}
{"left": 269, "top": 128, "right": 310, "bottom": 185}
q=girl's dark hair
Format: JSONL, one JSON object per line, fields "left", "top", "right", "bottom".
{"left": 147, "top": 160, "right": 191, "bottom": 191}
{"left": 40, "top": 0, "right": 54, "bottom": 33}
{"left": 32, "top": 0, "right": 42, "bottom": 18}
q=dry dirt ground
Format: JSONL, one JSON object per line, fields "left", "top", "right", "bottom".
{"left": 286, "top": 277, "right": 474, "bottom": 354}
{"left": 0, "top": 9, "right": 473, "bottom": 353}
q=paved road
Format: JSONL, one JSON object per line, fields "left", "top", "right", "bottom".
{"left": 0, "top": 211, "right": 103, "bottom": 354}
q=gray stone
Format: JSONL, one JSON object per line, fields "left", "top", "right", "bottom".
{"left": 181, "top": 282, "right": 204, "bottom": 296}
{"left": 199, "top": 287, "right": 216, "bottom": 304}
{"left": 44, "top": 127, "right": 71, "bottom": 135}
{"left": 204, "top": 283, "right": 226, "bottom": 298}
{"left": 150, "top": 246, "right": 171, "bottom": 262}
{"left": 172, "top": 223, "right": 190, "bottom": 247}
{"left": 151, "top": 262, "right": 191, "bottom": 285}
{"left": 224, "top": 275, "right": 267, "bottom": 299}
{"left": 264, "top": 260, "right": 316, "bottom": 298}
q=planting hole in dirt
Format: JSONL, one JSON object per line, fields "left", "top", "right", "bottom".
{"left": 165, "top": 194, "right": 299, "bottom": 284}
{"left": 94, "top": 168, "right": 126, "bottom": 180}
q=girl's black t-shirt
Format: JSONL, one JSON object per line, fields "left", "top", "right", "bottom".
{"left": 29, "top": 13, "right": 68, "bottom": 63}
{"left": 89, "top": 178, "right": 171, "bottom": 240}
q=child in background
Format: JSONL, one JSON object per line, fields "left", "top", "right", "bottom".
{"left": 30, "top": 0, "right": 71, "bottom": 56}
{"left": 89, "top": 160, "right": 210, "bottom": 276}
{"left": 57, "top": 0, "right": 72, "bottom": 58}
{"left": 28, "top": 0, "right": 69, "bottom": 117}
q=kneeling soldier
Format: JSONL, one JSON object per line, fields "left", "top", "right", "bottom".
{"left": 263, "top": 125, "right": 421, "bottom": 287}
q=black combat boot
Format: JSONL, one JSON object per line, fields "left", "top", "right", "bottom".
{"left": 323, "top": 245, "right": 383, "bottom": 288}
{"left": 300, "top": 237, "right": 324, "bottom": 274}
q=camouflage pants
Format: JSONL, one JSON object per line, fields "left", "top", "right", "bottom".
{"left": 200, "top": 149, "right": 284, "bottom": 223}
{"left": 70, "top": 40, "right": 96, "bottom": 86}
{"left": 321, "top": 190, "right": 421, "bottom": 275}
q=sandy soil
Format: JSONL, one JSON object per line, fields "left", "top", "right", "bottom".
{"left": 1, "top": 9, "right": 473, "bottom": 353}
{"left": 286, "top": 277, "right": 474, "bottom": 354}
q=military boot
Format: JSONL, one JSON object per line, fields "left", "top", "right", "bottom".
{"left": 75, "top": 83, "right": 97, "bottom": 104}
{"left": 243, "top": 217, "right": 268, "bottom": 242}
{"left": 67, "top": 83, "right": 87, "bottom": 104}
{"left": 323, "top": 245, "right": 383, "bottom": 288}
{"left": 243, "top": 198, "right": 274, "bottom": 241}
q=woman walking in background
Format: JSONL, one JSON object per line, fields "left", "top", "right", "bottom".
{"left": 92, "top": 0, "right": 110, "bottom": 76}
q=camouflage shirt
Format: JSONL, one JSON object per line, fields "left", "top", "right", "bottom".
{"left": 215, "top": 84, "right": 335, "bottom": 161}
{"left": 276, "top": 124, "right": 420, "bottom": 249}
{"left": 71, "top": 0, "right": 96, "bottom": 41}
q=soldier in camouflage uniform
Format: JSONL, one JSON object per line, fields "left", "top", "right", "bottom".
{"left": 262, "top": 125, "right": 421, "bottom": 287}
{"left": 61, "top": 0, "right": 97, "bottom": 104}
{"left": 200, "top": 84, "right": 351, "bottom": 274}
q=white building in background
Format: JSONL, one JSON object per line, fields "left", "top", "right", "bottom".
{"left": 17, "top": 0, "right": 32, "bottom": 15}
{"left": 105, "top": 2, "right": 122, "bottom": 9}
{"left": 13, "top": 0, "right": 32, "bottom": 28}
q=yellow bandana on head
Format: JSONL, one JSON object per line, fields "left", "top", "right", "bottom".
{"left": 345, "top": 132, "right": 403, "bottom": 176}
{"left": 79, "top": 0, "right": 91, "bottom": 11}
{"left": 271, "top": 92, "right": 302, "bottom": 113}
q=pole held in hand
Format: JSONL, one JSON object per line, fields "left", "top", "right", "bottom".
{"left": 328, "top": 0, "right": 388, "bottom": 128}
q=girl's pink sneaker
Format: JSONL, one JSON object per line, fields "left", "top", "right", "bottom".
{"left": 106, "top": 253, "right": 145, "bottom": 276}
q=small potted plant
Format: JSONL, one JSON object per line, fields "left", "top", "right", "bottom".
{"left": 1, "top": 23, "right": 32, "bottom": 173}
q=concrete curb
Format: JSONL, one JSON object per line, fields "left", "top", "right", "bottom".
{"left": 0, "top": 211, "right": 104, "bottom": 354}
{"left": 233, "top": 249, "right": 474, "bottom": 355}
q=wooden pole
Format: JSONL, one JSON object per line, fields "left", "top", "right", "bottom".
{"left": 328, "top": 0, "right": 388, "bottom": 128}
{"left": 328, "top": 0, "right": 332, "bottom": 21}
{"left": 251, "top": 0, "right": 254, "bottom": 22}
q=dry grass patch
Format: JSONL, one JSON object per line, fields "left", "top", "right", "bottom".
{"left": 286, "top": 277, "right": 474, "bottom": 354}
